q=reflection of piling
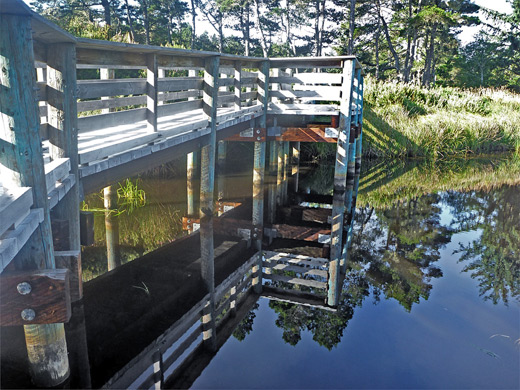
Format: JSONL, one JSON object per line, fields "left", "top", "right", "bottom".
{"left": 65, "top": 302, "right": 92, "bottom": 389}
{"left": 292, "top": 142, "right": 300, "bottom": 193}
{"left": 217, "top": 140, "right": 226, "bottom": 208}
{"left": 276, "top": 141, "right": 284, "bottom": 206}
{"left": 268, "top": 141, "right": 278, "bottom": 224}
{"left": 283, "top": 141, "right": 289, "bottom": 205}
{"left": 104, "top": 186, "right": 121, "bottom": 271}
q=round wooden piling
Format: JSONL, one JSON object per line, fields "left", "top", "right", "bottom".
{"left": 104, "top": 186, "right": 121, "bottom": 271}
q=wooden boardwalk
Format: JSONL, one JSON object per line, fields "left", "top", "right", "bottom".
{"left": 0, "top": 0, "right": 364, "bottom": 387}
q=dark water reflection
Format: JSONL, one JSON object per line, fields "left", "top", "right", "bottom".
{"left": 81, "top": 153, "right": 520, "bottom": 388}
{"left": 191, "top": 156, "right": 520, "bottom": 389}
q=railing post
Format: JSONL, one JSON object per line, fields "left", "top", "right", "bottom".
{"left": 328, "top": 59, "right": 355, "bottom": 307}
{"left": 200, "top": 55, "right": 220, "bottom": 351}
{"left": 234, "top": 60, "right": 242, "bottom": 111}
{"left": 147, "top": 54, "right": 158, "bottom": 132}
{"left": 0, "top": 14, "right": 70, "bottom": 387}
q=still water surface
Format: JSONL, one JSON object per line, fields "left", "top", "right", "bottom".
{"left": 82, "top": 153, "right": 519, "bottom": 389}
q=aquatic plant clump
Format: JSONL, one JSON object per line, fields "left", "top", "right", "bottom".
{"left": 363, "top": 78, "right": 520, "bottom": 158}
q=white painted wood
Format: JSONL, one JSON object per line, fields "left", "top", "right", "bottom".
{"left": 47, "top": 174, "right": 75, "bottom": 209}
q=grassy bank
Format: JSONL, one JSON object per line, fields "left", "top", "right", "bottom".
{"left": 362, "top": 78, "right": 520, "bottom": 158}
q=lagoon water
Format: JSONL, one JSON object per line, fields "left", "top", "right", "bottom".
{"left": 81, "top": 152, "right": 520, "bottom": 389}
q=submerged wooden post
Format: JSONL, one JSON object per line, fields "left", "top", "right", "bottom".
{"left": 104, "top": 186, "right": 121, "bottom": 270}
{"left": 251, "top": 60, "right": 269, "bottom": 293}
{"left": 0, "top": 14, "right": 69, "bottom": 386}
{"left": 267, "top": 141, "right": 278, "bottom": 224}
{"left": 292, "top": 141, "right": 300, "bottom": 193}
{"left": 328, "top": 59, "right": 356, "bottom": 307}
{"left": 199, "top": 55, "right": 220, "bottom": 351}
{"left": 187, "top": 151, "right": 197, "bottom": 219}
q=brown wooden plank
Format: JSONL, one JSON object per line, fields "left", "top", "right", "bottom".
{"left": 0, "top": 269, "right": 71, "bottom": 326}
{"left": 55, "top": 251, "right": 82, "bottom": 302}
{"left": 269, "top": 223, "right": 331, "bottom": 242}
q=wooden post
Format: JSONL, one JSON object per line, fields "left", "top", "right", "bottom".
{"left": 188, "top": 68, "right": 197, "bottom": 101}
{"left": 267, "top": 141, "right": 278, "bottom": 224}
{"left": 292, "top": 141, "right": 300, "bottom": 193}
{"left": 104, "top": 186, "right": 121, "bottom": 271}
{"left": 199, "top": 55, "right": 220, "bottom": 352}
{"left": 251, "top": 60, "right": 269, "bottom": 293}
{"left": 0, "top": 14, "right": 69, "bottom": 386}
{"left": 147, "top": 54, "right": 158, "bottom": 132}
{"left": 187, "top": 151, "right": 197, "bottom": 219}
{"left": 328, "top": 59, "right": 355, "bottom": 307}
{"left": 234, "top": 61, "right": 242, "bottom": 111}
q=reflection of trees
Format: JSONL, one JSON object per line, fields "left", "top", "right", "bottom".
{"left": 268, "top": 271, "right": 369, "bottom": 350}
{"left": 449, "top": 186, "right": 520, "bottom": 305}
{"left": 232, "top": 303, "right": 259, "bottom": 341}
{"left": 353, "top": 194, "right": 450, "bottom": 311}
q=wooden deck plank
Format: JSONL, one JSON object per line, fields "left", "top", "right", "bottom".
{"left": 0, "top": 209, "right": 44, "bottom": 272}
{"left": 0, "top": 187, "right": 33, "bottom": 237}
{"left": 263, "top": 273, "right": 327, "bottom": 289}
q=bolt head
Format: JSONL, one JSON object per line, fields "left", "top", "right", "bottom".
{"left": 21, "top": 309, "right": 36, "bottom": 322}
{"left": 17, "top": 282, "right": 32, "bottom": 295}
{"left": 257, "top": 137, "right": 261, "bottom": 141}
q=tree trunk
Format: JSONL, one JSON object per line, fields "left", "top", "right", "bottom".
{"left": 191, "top": 0, "right": 197, "bottom": 48}
{"left": 348, "top": 0, "right": 356, "bottom": 55}
{"left": 253, "top": 0, "right": 269, "bottom": 57}
{"left": 378, "top": 1, "right": 400, "bottom": 76}
{"left": 403, "top": 0, "right": 413, "bottom": 81}
{"left": 422, "top": 24, "right": 437, "bottom": 86}
{"left": 101, "top": 0, "right": 111, "bottom": 25}
{"left": 375, "top": 6, "right": 381, "bottom": 79}
{"left": 124, "top": 0, "right": 136, "bottom": 42}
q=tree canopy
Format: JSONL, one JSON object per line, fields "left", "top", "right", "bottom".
{"left": 29, "top": 0, "right": 519, "bottom": 90}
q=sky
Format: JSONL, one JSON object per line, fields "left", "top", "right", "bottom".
{"left": 458, "top": 0, "right": 513, "bottom": 44}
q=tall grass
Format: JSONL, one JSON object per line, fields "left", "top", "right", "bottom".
{"left": 363, "top": 78, "right": 520, "bottom": 158}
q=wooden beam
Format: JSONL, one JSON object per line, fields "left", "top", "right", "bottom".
{"left": 267, "top": 223, "right": 331, "bottom": 242}
{"left": 0, "top": 269, "right": 71, "bottom": 326}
